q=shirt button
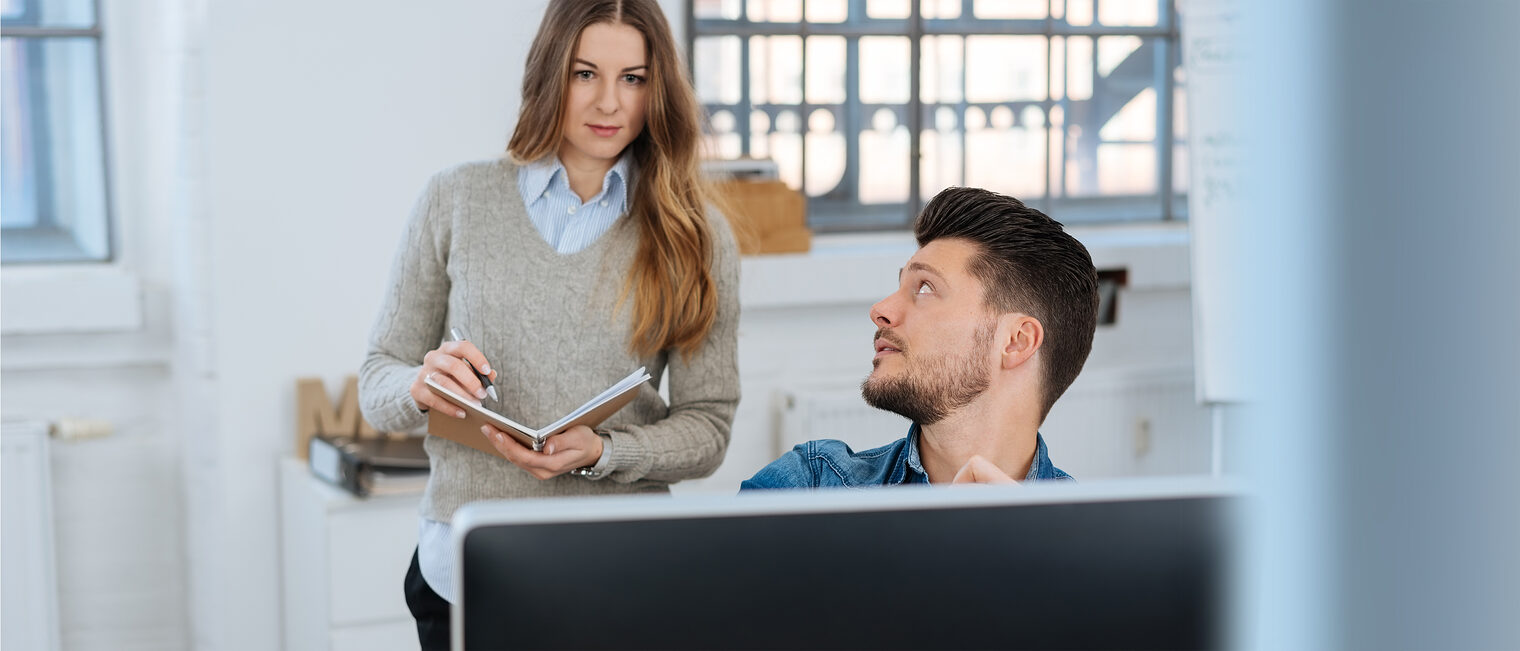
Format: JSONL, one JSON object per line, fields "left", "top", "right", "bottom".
{"left": 599, "top": 200, "right": 608, "bottom": 207}
{"left": 567, "top": 206, "right": 577, "bottom": 215}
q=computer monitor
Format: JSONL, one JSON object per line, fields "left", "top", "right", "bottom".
{"left": 451, "top": 478, "right": 1236, "bottom": 650}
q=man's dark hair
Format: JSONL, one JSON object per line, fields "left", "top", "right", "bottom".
{"left": 914, "top": 186, "right": 1099, "bottom": 420}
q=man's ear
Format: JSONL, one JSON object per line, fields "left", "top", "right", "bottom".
{"left": 1001, "top": 315, "right": 1043, "bottom": 370}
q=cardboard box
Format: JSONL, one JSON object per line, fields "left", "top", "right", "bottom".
{"left": 715, "top": 179, "right": 811, "bottom": 255}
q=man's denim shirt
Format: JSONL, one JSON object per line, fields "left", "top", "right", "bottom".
{"left": 740, "top": 423, "right": 1073, "bottom": 489}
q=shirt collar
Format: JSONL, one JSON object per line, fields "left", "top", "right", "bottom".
{"left": 520, "top": 152, "right": 634, "bottom": 213}
{"left": 604, "top": 152, "right": 633, "bottom": 213}
{"left": 1025, "top": 433, "right": 1058, "bottom": 481}
{"left": 519, "top": 155, "right": 561, "bottom": 203}
{"left": 900, "top": 423, "right": 1057, "bottom": 482}
{"left": 901, "top": 424, "right": 928, "bottom": 483}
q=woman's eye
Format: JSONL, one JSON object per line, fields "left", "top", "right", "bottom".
{"left": 916, "top": 281, "right": 933, "bottom": 295}
{"left": 623, "top": 74, "right": 646, "bottom": 85}
{"left": 574, "top": 70, "right": 594, "bottom": 80}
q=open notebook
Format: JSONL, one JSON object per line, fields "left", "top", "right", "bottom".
{"left": 425, "top": 368, "right": 651, "bottom": 455}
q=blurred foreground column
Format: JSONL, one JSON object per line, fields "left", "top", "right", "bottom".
{"left": 1236, "top": 1, "right": 1520, "bottom": 649}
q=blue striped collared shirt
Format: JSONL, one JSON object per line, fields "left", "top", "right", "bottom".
{"left": 516, "top": 153, "right": 633, "bottom": 254}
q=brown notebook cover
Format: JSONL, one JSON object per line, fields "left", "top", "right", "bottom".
{"left": 424, "top": 372, "right": 647, "bottom": 459}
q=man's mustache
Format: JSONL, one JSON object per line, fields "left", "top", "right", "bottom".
{"left": 874, "top": 328, "right": 907, "bottom": 353}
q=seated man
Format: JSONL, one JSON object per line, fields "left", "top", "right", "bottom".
{"left": 743, "top": 186, "right": 1099, "bottom": 488}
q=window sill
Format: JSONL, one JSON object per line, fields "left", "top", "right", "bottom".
{"left": 1, "top": 265, "right": 142, "bottom": 335}
{"left": 738, "top": 222, "right": 1191, "bottom": 310}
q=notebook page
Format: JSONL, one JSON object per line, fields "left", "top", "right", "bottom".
{"left": 538, "top": 368, "right": 651, "bottom": 435}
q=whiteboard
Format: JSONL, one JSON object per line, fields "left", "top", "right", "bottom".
{"left": 1180, "top": 0, "right": 1246, "bottom": 404}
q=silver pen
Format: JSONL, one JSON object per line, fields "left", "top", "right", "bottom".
{"left": 448, "top": 326, "right": 499, "bottom": 402}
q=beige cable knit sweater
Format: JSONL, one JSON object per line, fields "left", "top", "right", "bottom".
{"left": 358, "top": 158, "right": 740, "bottom": 522}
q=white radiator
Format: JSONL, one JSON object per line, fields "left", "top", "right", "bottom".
{"left": 773, "top": 383, "right": 910, "bottom": 457}
{"left": 1042, "top": 365, "right": 1212, "bottom": 477}
{"left": 773, "top": 366, "right": 1210, "bottom": 478}
{"left": 2, "top": 420, "right": 62, "bottom": 651}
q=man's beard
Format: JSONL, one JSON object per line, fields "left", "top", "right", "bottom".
{"left": 861, "top": 320, "right": 995, "bottom": 426}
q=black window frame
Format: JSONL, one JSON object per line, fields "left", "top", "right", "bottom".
{"left": 689, "top": 0, "right": 1185, "bottom": 232}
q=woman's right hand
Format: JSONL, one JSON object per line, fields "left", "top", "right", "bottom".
{"left": 409, "top": 341, "right": 498, "bottom": 417}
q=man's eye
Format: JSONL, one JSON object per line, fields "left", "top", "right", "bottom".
{"left": 916, "top": 281, "right": 933, "bottom": 294}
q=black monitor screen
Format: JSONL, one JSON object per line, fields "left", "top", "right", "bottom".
{"left": 455, "top": 481, "right": 1234, "bottom": 650}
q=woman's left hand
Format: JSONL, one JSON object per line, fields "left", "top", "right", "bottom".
{"left": 481, "top": 424, "right": 603, "bottom": 480}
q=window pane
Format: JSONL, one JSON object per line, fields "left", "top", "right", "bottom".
{"left": 920, "top": 106, "right": 964, "bottom": 199}
{"left": 866, "top": 0, "right": 910, "bottom": 19}
{"left": 805, "top": 0, "right": 848, "bottom": 23}
{"left": 749, "top": 37, "right": 769, "bottom": 105}
{"left": 973, "top": 0, "right": 1047, "bottom": 20}
{"left": 924, "top": 0, "right": 963, "bottom": 19}
{"left": 1097, "top": 0, "right": 1160, "bottom": 26}
{"left": 1098, "top": 35, "right": 1142, "bottom": 77}
{"left": 966, "top": 104, "right": 1046, "bottom": 199}
{"left": 3, "top": 38, "right": 39, "bottom": 228}
{"left": 1096, "top": 143, "right": 1154, "bottom": 194}
{"left": 1057, "top": 37, "right": 1164, "bottom": 201}
{"left": 1066, "top": 0, "right": 1094, "bottom": 26}
{"left": 1050, "top": 35, "right": 1066, "bottom": 100}
{"left": 749, "top": 109, "right": 770, "bottom": 159}
{"left": 748, "top": 0, "right": 802, "bottom": 23}
{"left": 1049, "top": 104, "right": 1065, "bottom": 196}
{"left": 703, "top": 109, "right": 742, "bottom": 159}
{"left": 1, "top": 35, "right": 111, "bottom": 264}
{"left": 805, "top": 108, "right": 845, "bottom": 197}
{"left": 805, "top": 36, "right": 845, "bottom": 104}
{"left": 859, "top": 108, "right": 909, "bottom": 204}
{"left": 693, "top": 36, "right": 742, "bottom": 105}
{"left": 966, "top": 36, "right": 1046, "bottom": 102}
{"left": 1098, "top": 86, "right": 1156, "bottom": 142}
{"left": 692, "top": 0, "right": 741, "bottom": 20}
{"left": 1065, "top": 36, "right": 1093, "bottom": 100}
{"left": 770, "top": 130, "right": 803, "bottom": 190}
{"left": 921, "top": 35, "right": 963, "bottom": 105}
{"left": 755, "top": 35, "right": 802, "bottom": 105}
{"left": 859, "top": 37, "right": 910, "bottom": 104}
{"left": 0, "top": 0, "right": 95, "bottom": 29}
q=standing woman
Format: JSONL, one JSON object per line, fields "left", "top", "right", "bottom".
{"left": 358, "top": 1, "right": 739, "bottom": 648}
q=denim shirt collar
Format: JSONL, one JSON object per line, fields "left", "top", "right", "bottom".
{"left": 520, "top": 151, "right": 633, "bottom": 213}
{"left": 900, "top": 423, "right": 1062, "bottom": 483}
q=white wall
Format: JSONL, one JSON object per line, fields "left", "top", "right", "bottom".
{"left": 0, "top": 2, "right": 1204, "bottom": 650}
{"left": 190, "top": 3, "right": 521, "bottom": 647}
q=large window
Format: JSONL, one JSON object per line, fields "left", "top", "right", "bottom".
{"left": 1, "top": 0, "right": 112, "bottom": 263}
{"left": 691, "top": 0, "right": 1186, "bottom": 231}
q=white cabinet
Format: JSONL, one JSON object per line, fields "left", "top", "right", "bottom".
{"left": 279, "top": 458, "right": 422, "bottom": 651}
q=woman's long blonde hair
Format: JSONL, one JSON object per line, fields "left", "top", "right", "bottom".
{"left": 507, "top": 0, "right": 718, "bottom": 360}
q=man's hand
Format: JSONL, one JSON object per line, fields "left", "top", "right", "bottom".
{"left": 951, "top": 455, "right": 1018, "bottom": 484}
{"left": 481, "top": 424, "right": 603, "bottom": 480}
